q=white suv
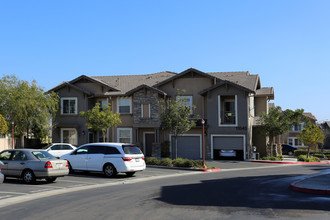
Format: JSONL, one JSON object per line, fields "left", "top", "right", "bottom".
{"left": 61, "top": 143, "right": 146, "bottom": 177}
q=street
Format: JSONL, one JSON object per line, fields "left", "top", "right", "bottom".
{"left": 0, "top": 163, "right": 330, "bottom": 219}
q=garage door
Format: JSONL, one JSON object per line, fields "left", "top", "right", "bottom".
{"left": 171, "top": 136, "right": 201, "bottom": 160}
{"left": 213, "top": 136, "right": 244, "bottom": 150}
{"left": 212, "top": 135, "right": 245, "bottom": 160}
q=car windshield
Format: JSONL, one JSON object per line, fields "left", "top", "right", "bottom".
{"left": 122, "top": 145, "right": 142, "bottom": 154}
{"left": 32, "top": 151, "right": 56, "bottom": 160}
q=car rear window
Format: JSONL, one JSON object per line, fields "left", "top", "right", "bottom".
{"left": 32, "top": 151, "right": 56, "bottom": 160}
{"left": 122, "top": 145, "right": 142, "bottom": 154}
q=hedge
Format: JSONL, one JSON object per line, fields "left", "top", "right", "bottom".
{"left": 145, "top": 157, "right": 204, "bottom": 168}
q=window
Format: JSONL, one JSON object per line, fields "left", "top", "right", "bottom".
{"left": 88, "top": 146, "right": 105, "bottom": 154}
{"left": 122, "top": 145, "right": 143, "bottom": 154}
{"left": 118, "top": 97, "right": 131, "bottom": 114}
{"left": 97, "top": 99, "right": 108, "bottom": 111}
{"left": 61, "top": 128, "right": 78, "bottom": 145}
{"left": 12, "top": 151, "right": 27, "bottom": 161}
{"left": 288, "top": 137, "right": 304, "bottom": 147}
{"left": 292, "top": 123, "right": 304, "bottom": 132}
{"left": 61, "top": 97, "right": 77, "bottom": 115}
{"left": 117, "top": 128, "right": 132, "bottom": 143}
{"left": 105, "top": 146, "right": 121, "bottom": 155}
{"left": 51, "top": 145, "right": 61, "bottom": 150}
{"left": 218, "top": 95, "right": 237, "bottom": 126}
{"left": 141, "top": 104, "right": 150, "bottom": 118}
{"left": 0, "top": 151, "right": 12, "bottom": 160}
{"left": 75, "top": 146, "right": 88, "bottom": 155}
{"left": 62, "top": 145, "right": 74, "bottom": 150}
{"left": 97, "top": 130, "right": 108, "bottom": 142}
{"left": 176, "top": 96, "right": 193, "bottom": 112}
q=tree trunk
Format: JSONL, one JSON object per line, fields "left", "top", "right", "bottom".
{"left": 175, "top": 135, "right": 178, "bottom": 159}
{"left": 20, "top": 132, "right": 25, "bottom": 148}
{"left": 102, "top": 130, "right": 106, "bottom": 142}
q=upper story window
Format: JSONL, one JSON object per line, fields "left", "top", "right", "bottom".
{"left": 61, "top": 97, "right": 77, "bottom": 115}
{"left": 141, "top": 104, "right": 150, "bottom": 118}
{"left": 176, "top": 96, "right": 193, "bottom": 112}
{"left": 218, "top": 95, "right": 237, "bottom": 126}
{"left": 118, "top": 97, "right": 131, "bottom": 114}
{"left": 288, "top": 137, "right": 304, "bottom": 147}
{"left": 291, "top": 123, "right": 304, "bottom": 132}
{"left": 97, "top": 99, "right": 108, "bottom": 111}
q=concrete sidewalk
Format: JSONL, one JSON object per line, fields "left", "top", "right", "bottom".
{"left": 290, "top": 173, "right": 330, "bottom": 195}
{"left": 205, "top": 159, "right": 330, "bottom": 195}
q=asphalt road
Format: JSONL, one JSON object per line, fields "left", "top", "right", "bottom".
{"left": 1, "top": 163, "right": 330, "bottom": 220}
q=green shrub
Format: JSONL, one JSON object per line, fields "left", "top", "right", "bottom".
{"left": 297, "top": 155, "right": 320, "bottom": 162}
{"left": 294, "top": 149, "right": 308, "bottom": 157}
{"left": 159, "top": 158, "right": 173, "bottom": 167}
{"left": 260, "top": 156, "right": 283, "bottom": 161}
{"left": 145, "top": 157, "right": 160, "bottom": 165}
{"left": 172, "top": 158, "right": 186, "bottom": 167}
{"left": 313, "top": 153, "right": 327, "bottom": 159}
{"left": 192, "top": 160, "right": 203, "bottom": 167}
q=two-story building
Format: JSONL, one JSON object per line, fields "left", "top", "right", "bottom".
{"left": 49, "top": 68, "right": 274, "bottom": 160}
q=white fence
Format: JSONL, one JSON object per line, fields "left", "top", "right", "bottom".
{"left": 0, "top": 137, "right": 15, "bottom": 151}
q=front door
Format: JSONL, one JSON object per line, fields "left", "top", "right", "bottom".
{"left": 145, "top": 133, "right": 155, "bottom": 157}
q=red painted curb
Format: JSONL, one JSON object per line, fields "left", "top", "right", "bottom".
{"left": 198, "top": 168, "right": 221, "bottom": 172}
{"left": 290, "top": 175, "right": 330, "bottom": 195}
{"left": 251, "top": 160, "right": 330, "bottom": 165}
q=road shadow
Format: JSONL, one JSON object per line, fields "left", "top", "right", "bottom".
{"left": 68, "top": 171, "right": 133, "bottom": 179}
{"left": 156, "top": 174, "right": 330, "bottom": 211}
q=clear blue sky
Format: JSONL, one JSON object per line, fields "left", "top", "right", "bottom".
{"left": 1, "top": 0, "right": 329, "bottom": 122}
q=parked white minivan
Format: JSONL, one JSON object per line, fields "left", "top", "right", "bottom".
{"left": 61, "top": 143, "right": 146, "bottom": 177}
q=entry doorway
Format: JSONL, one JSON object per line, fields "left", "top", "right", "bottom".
{"left": 144, "top": 132, "right": 155, "bottom": 157}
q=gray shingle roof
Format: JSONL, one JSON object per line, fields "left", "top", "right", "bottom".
{"left": 255, "top": 87, "right": 274, "bottom": 99}
{"left": 91, "top": 71, "right": 176, "bottom": 96}
{"left": 207, "top": 71, "right": 259, "bottom": 91}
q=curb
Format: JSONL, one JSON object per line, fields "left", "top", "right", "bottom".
{"left": 147, "top": 165, "right": 221, "bottom": 172}
{"left": 198, "top": 168, "right": 221, "bottom": 172}
{"left": 290, "top": 174, "right": 330, "bottom": 195}
{"left": 251, "top": 160, "right": 330, "bottom": 165}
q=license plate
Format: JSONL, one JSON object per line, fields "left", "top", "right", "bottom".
{"left": 56, "top": 163, "right": 63, "bottom": 168}
{"left": 135, "top": 159, "right": 140, "bottom": 162}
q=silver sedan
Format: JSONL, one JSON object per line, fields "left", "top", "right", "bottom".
{"left": 0, "top": 149, "right": 69, "bottom": 184}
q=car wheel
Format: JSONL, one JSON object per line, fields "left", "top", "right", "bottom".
{"left": 103, "top": 164, "right": 117, "bottom": 177}
{"left": 126, "top": 172, "right": 135, "bottom": 177}
{"left": 45, "top": 177, "right": 57, "bottom": 183}
{"left": 22, "top": 170, "right": 36, "bottom": 184}
{"left": 68, "top": 162, "right": 74, "bottom": 174}
{"left": 288, "top": 151, "right": 293, "bottom": 156}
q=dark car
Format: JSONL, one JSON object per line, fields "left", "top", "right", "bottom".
{"left": 281, "top": 144, "right": 297, "bottom": 156}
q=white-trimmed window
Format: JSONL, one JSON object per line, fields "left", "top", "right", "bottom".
{"left": 141, "top": 104, "right": 150, "bottom": 118}
{"left": 291, "top": 123, "right": 304, "bottom": 132}
{"left": 117, "top": 128, "right": 132, "bottom": 143}
{"left": 61, "top": 97, "right": 78, "bottom": 115}
{"left": 176, "top": 96, "right": 193, "bottom": 112}
{"left": 117, "top": 97, "right": 131, "bottom": 114}
{"left": 218, "top": 95, "right": 237, "bottom": 126}
{"left": 288, "top": 137, "right": 304, "bottom": 147}
{"left": 97, "top": 99, "right": 108, "bottom": 111}
{"left": 61, "top": 128, "right": 78, "bottom": 145}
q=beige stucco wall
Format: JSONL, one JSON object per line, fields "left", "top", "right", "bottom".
{"left": 255, "top": 97, "right": 268, "bottom": 115}
{"left": 158, "top": 77, "right": 213, "bottom": 117}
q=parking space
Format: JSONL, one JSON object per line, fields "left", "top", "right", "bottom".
{"left": 0, "top": 167, "right": 196, "bottom": 201}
